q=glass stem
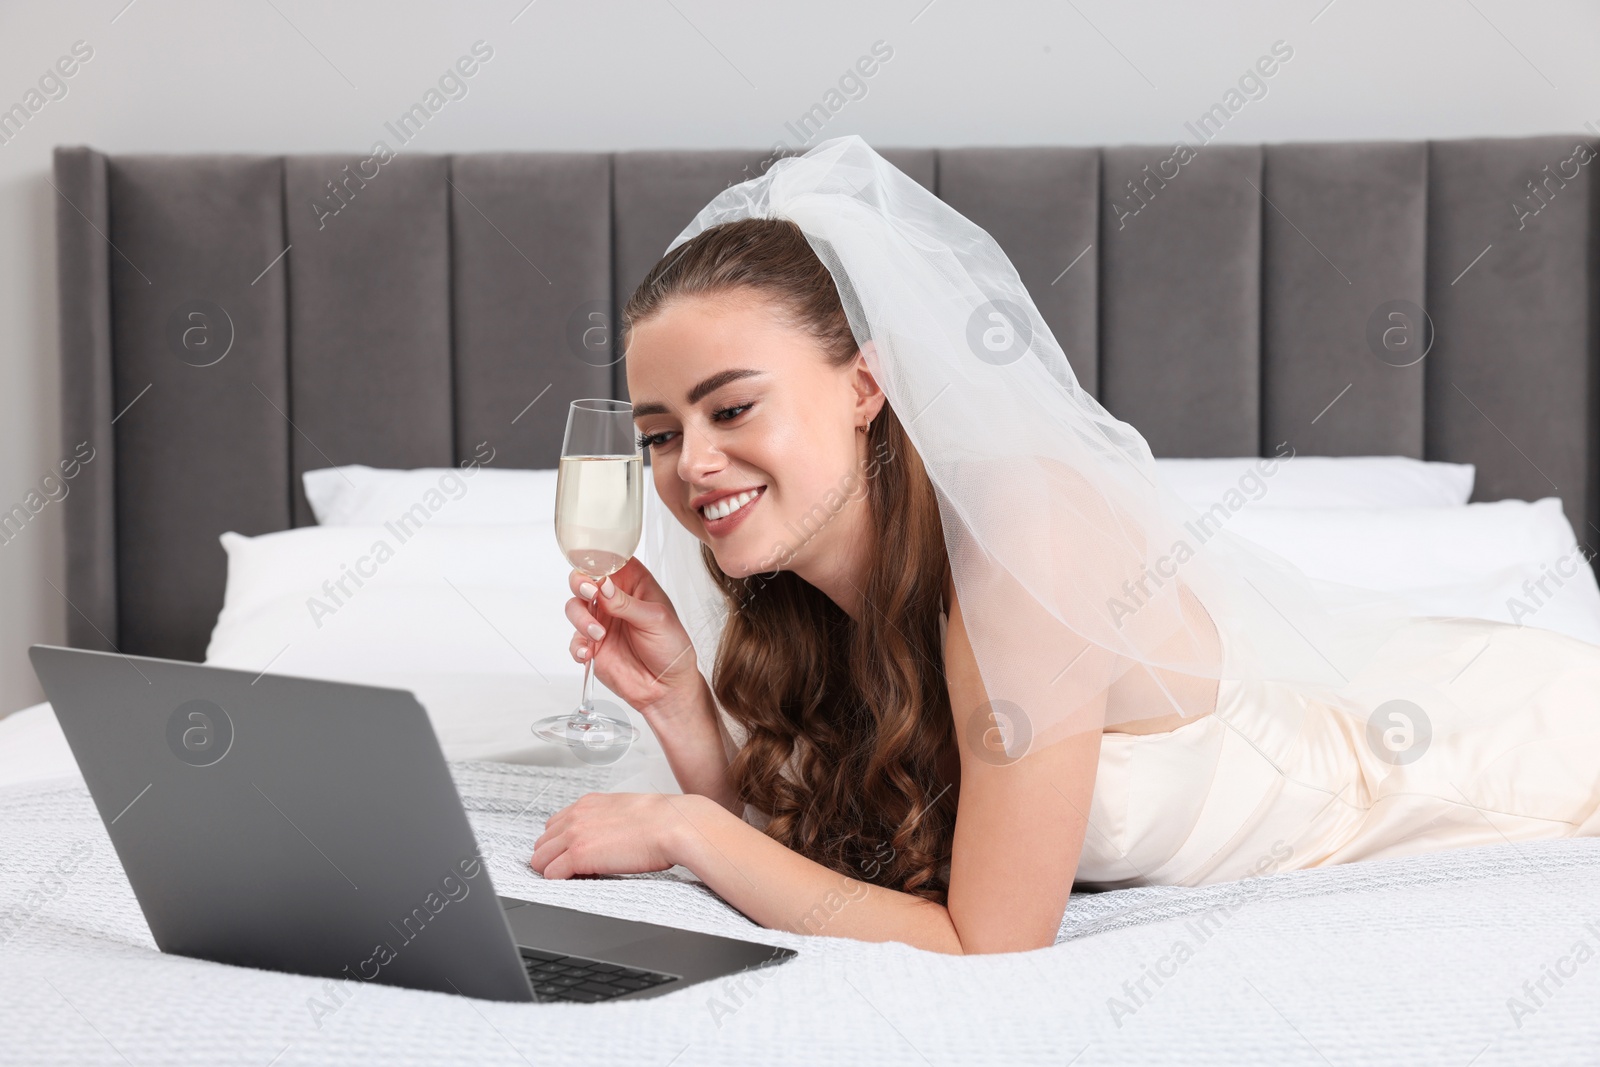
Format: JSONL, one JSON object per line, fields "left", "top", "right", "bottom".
{"left": 579, "top": 588, "right": 602, "bottom": 717}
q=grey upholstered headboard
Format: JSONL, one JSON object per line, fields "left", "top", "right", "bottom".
{"left": 54, "top": 136, "right": 1599, "bottom": 663}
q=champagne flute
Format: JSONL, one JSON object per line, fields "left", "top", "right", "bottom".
{"left": 531, "top": 399, "right": 644, "bottom": 751}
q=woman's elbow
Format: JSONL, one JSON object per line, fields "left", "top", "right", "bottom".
{"left": 947, "top": 919, "right": 1056, "bottom": 956}
{"left": 955, "top": 933, "right": 1055, "bottom": 956}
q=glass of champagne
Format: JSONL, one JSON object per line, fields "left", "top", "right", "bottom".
{"left": 530, "top": 399, "right": 644, "bottom": 751}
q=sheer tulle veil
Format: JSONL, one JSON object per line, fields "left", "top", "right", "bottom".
{"left": 639, "top": 133, "right": 1413, "bottom": 759}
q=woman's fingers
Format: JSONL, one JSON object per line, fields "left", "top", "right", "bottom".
{"left": 591, "top": 576, "right": 668, "bottom": 632}
{"left": 601, "top": 556, "right": 650, "bottom": 594}
{"left": 529, "top": 832, "right": 567, "bottom": 877}
{"left": 535, "top": 810, "right": 570, "bottom": 847}
{"left": 570, "top": 564, "right": 638, "bottom": 601}
{"left": 570, "top": 566, "right": 669, "bottom": 631}
{"left": 563, "top": 597, "right": 606, "bottom": 640}
{"left": 543, "top": 805, "right": 572, "bottom": 834}
{"left": 568, "top": 569, "right": 603, "bottom": 599}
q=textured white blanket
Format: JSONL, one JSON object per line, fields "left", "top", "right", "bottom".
{"left": 3, "top": 759, "right": 1598, "bottom": 1065}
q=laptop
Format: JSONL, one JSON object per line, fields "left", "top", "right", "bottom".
{"left": 28, "top": 644, "right": 795, "bottom": 1003}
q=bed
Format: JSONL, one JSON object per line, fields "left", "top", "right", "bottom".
{"left": 5, "top": 135, "right": 1599, "bottom": 1063}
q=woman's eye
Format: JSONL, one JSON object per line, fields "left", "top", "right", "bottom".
{"left": 634, "top": 405, "right": 751, "bottom": 451}
{"left": 636, "top": 430, "right": 675, "bottom": 450}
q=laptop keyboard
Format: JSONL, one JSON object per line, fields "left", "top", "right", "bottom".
{"left": 521, "top": 947, "right": 680, "bottom": 1003}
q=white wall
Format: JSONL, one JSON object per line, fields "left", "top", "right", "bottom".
{"left": 2, "top": 0, "right": 1597, "bottom": 711}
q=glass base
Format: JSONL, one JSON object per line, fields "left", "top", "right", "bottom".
{"left": 531, "top": 710, "right": 639, "bottom": 752}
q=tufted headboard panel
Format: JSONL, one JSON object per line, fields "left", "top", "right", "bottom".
{"left": 54, "top": 136, "right": 1599, "bottom": 661}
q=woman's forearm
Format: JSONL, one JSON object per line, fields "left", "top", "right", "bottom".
{"left": 646, "top": 674, "right": 740, "bottom": 814}
{"left": 665, "top": 793, "right": 966, "bottom": 955}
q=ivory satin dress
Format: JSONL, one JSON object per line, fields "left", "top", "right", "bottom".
{"left": 942, "top": 610, "right": 1600, "bottom": 889}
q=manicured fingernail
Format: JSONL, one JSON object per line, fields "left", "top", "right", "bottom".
{"left": 587, "top": 623, "right": 605, "bottom": 640}
{"left": 579, "top": 581, "right": 597, "bottom": 599}
{"left": 601, "top": 577, "right": 616, "bottom": 598}
{"left": 577, "top": 646, "right": 589, "bottom": 658}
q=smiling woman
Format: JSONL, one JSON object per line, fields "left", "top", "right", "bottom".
{"left": 527, "top": 137, "right": 1213, "bottom": 953}
{"left": 529, "top": 135, "right": 1600, "bottom": 955}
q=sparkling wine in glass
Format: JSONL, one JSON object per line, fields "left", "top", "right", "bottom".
{"left": 530, "top": 399, "right": 644, "bottom": 752}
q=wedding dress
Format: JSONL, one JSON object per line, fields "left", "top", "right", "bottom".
{"left": 932, "top": 605, "right": 1600, "bottom": 888}
{"left": 1074, "top": 613, "right": 1600, "bottom": 887}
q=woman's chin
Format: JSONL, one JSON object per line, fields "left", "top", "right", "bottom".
{"left": 716, "top": 553, "right": 764, "bottom": 579}
{"left": 714, "top": 541, "right": 785, "bottom": 580}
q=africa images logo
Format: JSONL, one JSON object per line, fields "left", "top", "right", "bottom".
{"left": 165, "top": 699, "right": 234, "bottom": 767}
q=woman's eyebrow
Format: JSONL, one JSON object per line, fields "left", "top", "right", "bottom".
{"left": 632, "top": 368, "right": 768, "bottom": 418}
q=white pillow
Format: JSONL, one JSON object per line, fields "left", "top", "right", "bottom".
{"left": 1154, "top": 455, "right": 1474, "bottom": 510}
{"left": 207, "top": 524, "right": 567, "bottom": 673}
{"left": 302, "top": 463, "right": 562, "bottom": 526}
{"left": 203, "top": 524, "right": 670, "bottom": 771}
{"left": 1223, "top": 498, "right": 1600, "bottom": 644}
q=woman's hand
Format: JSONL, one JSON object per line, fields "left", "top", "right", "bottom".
{"left": 566, "top": 557, "right": 702, "bottom": 719}
{"left": 567, "top": 558, "right": 739, "bottom": 813}
{"left": 530, "top": 792, "right": 699, "bottom": 879}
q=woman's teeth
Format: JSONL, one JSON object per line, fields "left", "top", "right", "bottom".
{"left": 702, "top": 488, "right": 762, "bottom": 520}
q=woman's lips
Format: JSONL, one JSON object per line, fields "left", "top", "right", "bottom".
{"left": 700, "top": 486, "right": 765, "bottom": 537}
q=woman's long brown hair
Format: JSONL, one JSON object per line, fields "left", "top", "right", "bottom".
{"left": 622, "top": 217, "right": 959, "bottom": 905}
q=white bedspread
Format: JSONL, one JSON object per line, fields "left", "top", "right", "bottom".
{"left": 3, "top": 757, "right": 1598, "bottom": 1065}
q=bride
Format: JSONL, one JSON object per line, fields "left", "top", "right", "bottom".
{"left": 529, "top": 135, "right": 1600, "bottom": 954}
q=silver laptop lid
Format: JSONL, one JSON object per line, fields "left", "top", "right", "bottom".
{"left": 28, "top": 644, "right": 534, "bottom": 1002}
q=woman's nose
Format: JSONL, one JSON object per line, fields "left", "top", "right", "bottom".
{"left": 676, "top": 423, "right": 725, "bottom": 480}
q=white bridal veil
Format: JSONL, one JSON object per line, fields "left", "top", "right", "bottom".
{"left": 641, "top": 133, "right": 1412, "bottom": 758}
